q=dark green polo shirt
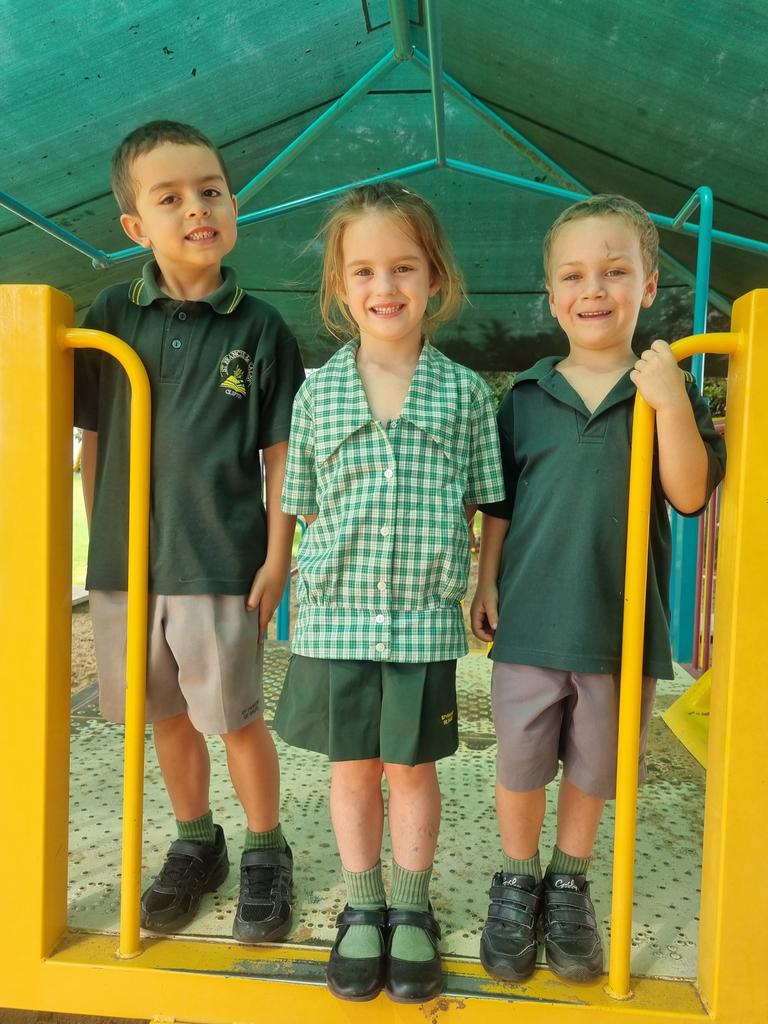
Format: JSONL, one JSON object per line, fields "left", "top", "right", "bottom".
{"left": 75, "top": 261, "right": 305, "bottom": 594}
{"left": 479, "top": 356, "right": 726, "bottom": 679}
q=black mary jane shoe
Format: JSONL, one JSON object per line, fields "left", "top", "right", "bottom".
{"left": 326, "top": 905, "right": 388, "bottom": 1002}
{"left": 385, "top": 905, "right": 443, "bottom": 1004}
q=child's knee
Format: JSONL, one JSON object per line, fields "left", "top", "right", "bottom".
{"left": 383, "top": 760, "right": 437, "bottom": 790}
{"left": 332, "top": 758, "right": 384, "bottom": 789}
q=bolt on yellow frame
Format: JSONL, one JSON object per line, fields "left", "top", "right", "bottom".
{"left": 0, "top": 285, "right": 766, "bottom": 1023}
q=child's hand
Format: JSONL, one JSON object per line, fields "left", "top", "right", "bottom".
{"left": 246, "top": 563, "right": 288, "bottom": 642}
{"left": 630, "top": 339, "right": 688, "bottom": 412}
{"left": 470, "top": 583, "right": 499, "bottom": 642}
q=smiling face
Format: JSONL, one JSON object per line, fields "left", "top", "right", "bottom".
{"left": 339, "top": 211, "right": 441, "bottom": 350}
{"left": 119, "top": 142, "right": 237, "bottom": 289}
{"left": 546, "top": 214, "right": 658, "bottom": 358}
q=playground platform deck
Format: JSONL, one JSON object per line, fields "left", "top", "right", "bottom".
{"left": 65, "top": 645, "right": 705, "bottom": 982}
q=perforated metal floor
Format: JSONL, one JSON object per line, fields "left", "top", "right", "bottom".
{"left": 67, "top": 647, "right": 704, "bottom": 979}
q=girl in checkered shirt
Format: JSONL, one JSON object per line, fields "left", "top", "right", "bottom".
{"left": 275, "top": 183, "right": 504, "bottom": 1004}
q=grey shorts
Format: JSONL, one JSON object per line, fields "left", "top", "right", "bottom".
{"left": 491, "top": 662, "right": 657, "bottom": 800}
{"left": 89, "top": 591, "right": 264, "bottom": 734}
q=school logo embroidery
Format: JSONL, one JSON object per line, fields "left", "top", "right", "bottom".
{"left": 441, "top": 710, "right": 455, "bottom": 726}
{"left": 219, "top": 349, "right": 254, "bottom": 399}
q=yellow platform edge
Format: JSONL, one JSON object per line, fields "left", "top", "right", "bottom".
{"left": 0, "top": 929, "right": 707, "bottom": 1024}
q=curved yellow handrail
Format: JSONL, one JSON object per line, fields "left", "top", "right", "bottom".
{"left": 60, "top": 327, "right": 151, "bottom": 959}
{"left": 606, "top": 332, "right": 740, "bottom": 999}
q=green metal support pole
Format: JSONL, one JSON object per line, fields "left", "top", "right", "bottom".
{"left": 428, "top": 81, "right": 733, "bottom": 316}
{"left": 387, "top": 0, "right": 412, "bottom": 60}
{"left": 0, "top": 190, "right": 110, "bottom": 268}
{"left": 446, "top": 156, "right": 586, "bottom": 202}
{"left": 103, "top": 161, "right": 439, "bottom": 265}
{"left": 236, "top": 160, "right": 439, "bottom": 227}
{"left": 415, "top": 50, "right": 733, "bottom": 311}
{"left": 423, "top": 0, "right": 446, "bottom": 166}
{"left": 669, "top": 187, "right": 714, "bottom": 664}
{"left": 413, "top": 50, "right": 584, "bottom": 189}
{"left": 0, "top": 51, "right": 760, "bottom": 320}
{"left": 236, "top": 49, "right": 398, "bottom": 207}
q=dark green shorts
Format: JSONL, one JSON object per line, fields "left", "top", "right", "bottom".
{"left": 274, "top": 655, "right": 459, "bottom": 765}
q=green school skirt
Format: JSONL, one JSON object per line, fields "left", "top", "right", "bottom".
{"left": 274, "top": 655, "right": 459, "bottom": 765}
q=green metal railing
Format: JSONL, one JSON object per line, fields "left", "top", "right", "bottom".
{"left": 2, "top": 0, "right": 766, "bottom": 292}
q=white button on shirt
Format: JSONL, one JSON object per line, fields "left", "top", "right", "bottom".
{"left": 380, "top": 526, "right": 390, "bottom": 537}
{"left": 375, "top": 614, "right": 385, "bottom": 624}
{"left": 384, "top": 468, "right": 394, "bottom": 479}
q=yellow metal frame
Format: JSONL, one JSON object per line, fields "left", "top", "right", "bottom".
{"left": 1, "top": 285, "right": 766, "bottom": 1022}
{"left": 65, "top": 325, "right": 151, "bottom": 958}
{"left": 661, "top": 669, "right": 711, "bottom": 769}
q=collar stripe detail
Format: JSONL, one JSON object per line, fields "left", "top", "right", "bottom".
{"left": 225, "top": 286, "right": 244, "bottom": 314}
{"left": 129, "top": 278, "right": 145, "bottom": 305}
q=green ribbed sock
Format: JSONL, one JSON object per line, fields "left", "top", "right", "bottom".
{"left": 337, "top": 862, "right": 387, "bottom": 959}
{"left": 502, "top": 850, "right": 542, "bottom": 882}
{"left": 548, "top": 845, "right": 591, "bottom": 877}
{"left": 176, "top": 810, "right": 215, "bottom": 845}
{"left": 243, "top": 822, "right": 285, "bottom": 852}
{"left": 390, "top": 861, "right": 434, "bottom": 962}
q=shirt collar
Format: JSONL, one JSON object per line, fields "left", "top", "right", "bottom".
{"left": 128, "top": 260, "right": 246, "bottom": 314}
{"left": 314, "top": 339, "right": 456, "bottom": 463}
{"left": 399, "top": 340, "right": 456, "bottom": 450}
{"left": 516, "top": 355, "right": 637, "bottom": 418}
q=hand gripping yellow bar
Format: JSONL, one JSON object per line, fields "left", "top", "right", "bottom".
{"left": 606, "top": 331, "right": 739, "bottom": 999}
{"left": 61, "top": 327, "right": 151, "bottom": 959}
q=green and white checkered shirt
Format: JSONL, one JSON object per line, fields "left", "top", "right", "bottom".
{"left": 282, "top": 340, "right": 505, "bottom": 662}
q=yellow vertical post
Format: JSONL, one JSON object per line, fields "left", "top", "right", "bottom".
{"left": 608, "top": 331, "right": 738, "bottom": 1000}
{"left": 62, "top": 326, "right": 152, "bottom": 958}
{"left": 0, "top": 286, "right": 74, "bottom": 969}
{"left": 698, "top": 290, "right": 768, "bottom": 1022}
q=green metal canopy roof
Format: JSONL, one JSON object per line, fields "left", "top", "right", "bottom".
{"left": 2, "top": 0, "right": 767, "bottom": 369}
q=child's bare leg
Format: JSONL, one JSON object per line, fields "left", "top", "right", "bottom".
{"left": 496, "top": 781, "right": 546, "bottom": 862}
{"left": 330, "top": 759, "right": 385, "bottom": 868}
{"left": 330, "top": 759, "right": 386, "bottom": 962}
{"left": 555, "top": 776, "right": 604, "bottom": 860}
{"left": 385, "top": 762, "right": 441, "bottom": 963}
{"left": 385, "top": 762, "right": 441, "bottom": 869}
{"left": 221, "top": 718, "right": 280, "bottom": 833}
{"left": 153, "top": 711, "right": 210, "bottom": 822}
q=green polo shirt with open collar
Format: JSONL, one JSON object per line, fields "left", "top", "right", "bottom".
{"left": 479, "top": 356, "right": 726, "bottom": 680}
{"left": 75, "top": 260, "right": 305, "bottom": 594}
{"left": 282, "top": 339, "right": 505, "bottom": 662}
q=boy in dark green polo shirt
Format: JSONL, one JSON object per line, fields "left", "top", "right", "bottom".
{"left": 471, "top": 194, "right": 725, "bottom": 982}
{"left": 75, "top": 121, "right": 305, "bottom": 942}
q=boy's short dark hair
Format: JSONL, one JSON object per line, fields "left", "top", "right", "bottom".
{"left": 543, "top": 193, "right": 659, "bottom": 282}
{"left": 111, "top": 120, "right": 233, "bottom": 214}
